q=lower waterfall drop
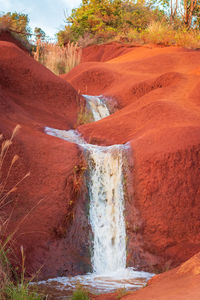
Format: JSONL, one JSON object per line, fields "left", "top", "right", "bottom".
{"left": 86, "top": 144, "right": 127, "bottom": 274}
{"left": 41, "top": 96, "right": 153, "bottom": 296}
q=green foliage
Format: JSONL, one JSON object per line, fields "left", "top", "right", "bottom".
{"left": 57, "top": 25, "right": 74, "bottom": 45}
{"left": 57, "top": 0, "right": 165, "bottom": 45}
{"left": 34, "top": 27, "right": 46, "bottom": 41}
{"left": 70, "top": 285, "right": 90, "bottom": 300}
{"left": 0, "top": 12, "right": 31, "bottom": 40}
{"left": 3, "top": 282, "right": 42, "bottom": 300}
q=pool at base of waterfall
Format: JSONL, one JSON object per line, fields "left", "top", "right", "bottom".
{"left": 34, "top": 268, "right": 153, "bottom": 299}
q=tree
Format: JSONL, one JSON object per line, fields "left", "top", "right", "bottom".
{"left": 34, "top": 27, "right": 46, "bottom": 41}
{"left": 0, "top": 12, "right": 31, "bottom": 40}
{"left": 183, "top": 0, "right": 200, "bottom": 27}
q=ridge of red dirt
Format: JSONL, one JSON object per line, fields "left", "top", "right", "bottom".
{"left": 0, "top": 41, "right": 91, "bottom": 279}
{"left": 61, "top": 45, "right": 200, "bottom": 271}
{"left": 0, "top": 41, "right": 79, "bottom": 130}
{"left": 0, "top": 29, "right": 30, "bottom": 54}
{"left": 81, "top": 42, "right": 135, "bottom": 63}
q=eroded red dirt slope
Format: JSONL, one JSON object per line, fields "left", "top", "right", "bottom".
{"left": 1, "top": 35, "right": 200, "bottom": 296}
{"left": 0, "top": 41, "right": 91, "bottom": 279}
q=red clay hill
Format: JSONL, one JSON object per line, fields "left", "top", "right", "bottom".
{"left": 0, "top": 40, "right": 91, "bottom": 279}
{"left": 1, "top": 35, "right": 200, "bottom": 300}
{"left": 63, "top": 45, "right": 200, "bottom": 272}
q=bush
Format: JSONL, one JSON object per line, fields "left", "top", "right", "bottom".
{"left": 143, "top": 21, "right": 175, "bottom": 45}
{"left": 142, "top": 21, "right": 200, "bottom": 49}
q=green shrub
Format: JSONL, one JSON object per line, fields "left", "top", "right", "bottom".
{"left": 70, "top": 285, "right": 90, "bottom": 300}
{"left": 4, "top": 281, "right": 42, "bottom": 300}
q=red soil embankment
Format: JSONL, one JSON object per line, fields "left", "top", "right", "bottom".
{"left": 81, "top": 42, "right": 135, "bottom": 63}
{"left": 0, "top": 29, "right": 31, "bottom": 54}
{"left": 63, "top": 45, "right": 200, "bottom": 272}
{"left": 0, "top": 41, "right": 91, "bottom": 279}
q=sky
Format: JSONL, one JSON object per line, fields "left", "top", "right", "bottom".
{"left": 0, "top": 0, "right": 82, "bottom": 40}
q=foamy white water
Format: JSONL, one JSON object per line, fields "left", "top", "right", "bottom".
{"left": 37, "top": 268, "right": 152, "bottom": 295}
{"left": 42, "top": 95, "right": 153, "bottom": 295}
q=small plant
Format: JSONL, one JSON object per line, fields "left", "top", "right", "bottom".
{"left": 34, "top": 41, "right": 82, "bottom": 75}
{"left": 70, "top": 283, "right": 90, "bottom": 300}
{"left": 2, "top": 247, "right": 42, "bottom": 300}
{"left": 116, "top": 287, "right": 127, "bottom": 299}
{"left": 76, "top": 105, "right": 94, "bottom": 127}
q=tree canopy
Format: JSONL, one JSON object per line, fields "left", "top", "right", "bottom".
{"left": 0, "top": 12, "right": 31, "bottom": 40}
{"left": 57, "top": 0, "right": 165, "bottom": 44}
{"left": 57, "top": 0, "right": 200, "bottom": 45}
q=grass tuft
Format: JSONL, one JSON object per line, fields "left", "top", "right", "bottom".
{"left": 70, "top": 284, "right": 91, "bottom": 300}
{"left": 34, "top": 41, "right": 82, "bottom": 75}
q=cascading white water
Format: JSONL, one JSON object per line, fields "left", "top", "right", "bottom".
{"left": 42, "top": 95, "right": 153, "bottom": 295}
{"left": 86, "top": 144, "right": 127, "bottom": 274}
{"left": 45, "top": 134, "right": 127, "bottom": 275}
{"left": 46, "top": 95, "right": 126, "bottom": 274}
{"left": 83, "top": 95, "right": 110, "bottom": 121}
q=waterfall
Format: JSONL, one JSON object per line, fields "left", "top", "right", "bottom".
{"left": 43, "top": 95, "right": 153, "bottom": 294}
{"left": 46, "top": 95, "right": 127, "bottom": 274}
{"left": 86, "top": 144, "right": 127, "bottom": 274}
{"left": 45, "top": 138, "right": 127, "bottom": 275}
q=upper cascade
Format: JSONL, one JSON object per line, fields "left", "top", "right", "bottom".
{"left": 83, "top": 95, "right": 110, "bottom": 121}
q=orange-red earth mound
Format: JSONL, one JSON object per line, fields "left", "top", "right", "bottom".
{"left": 93, "top": 251, "right": 200, "bottom": 300}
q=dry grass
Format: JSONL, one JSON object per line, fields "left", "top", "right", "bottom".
{"left": 34, "top": 41, "right": 82, "bottom": 75}
{"left": 0, "top": 126, "right": 43, "bottom": 299}
{"left": 142, "top": 21, "right": 200, "bottom": 49}
{"left": 103, "top": 21, "right": 200, "bottom": 49}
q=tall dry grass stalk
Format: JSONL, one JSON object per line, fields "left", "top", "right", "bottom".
{"left": 34, "top": 41, "right": 82, "bottom": 75}
{"left": 0, "top": 126, "right": 43, "bottom": 299}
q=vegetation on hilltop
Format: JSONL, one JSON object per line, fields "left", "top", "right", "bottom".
{"left": 57, "top": 0, "right": 200, "bottom": 48}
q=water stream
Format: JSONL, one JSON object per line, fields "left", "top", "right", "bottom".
{"left": 40, "top": 95, "right": 153, "bottom": 297}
